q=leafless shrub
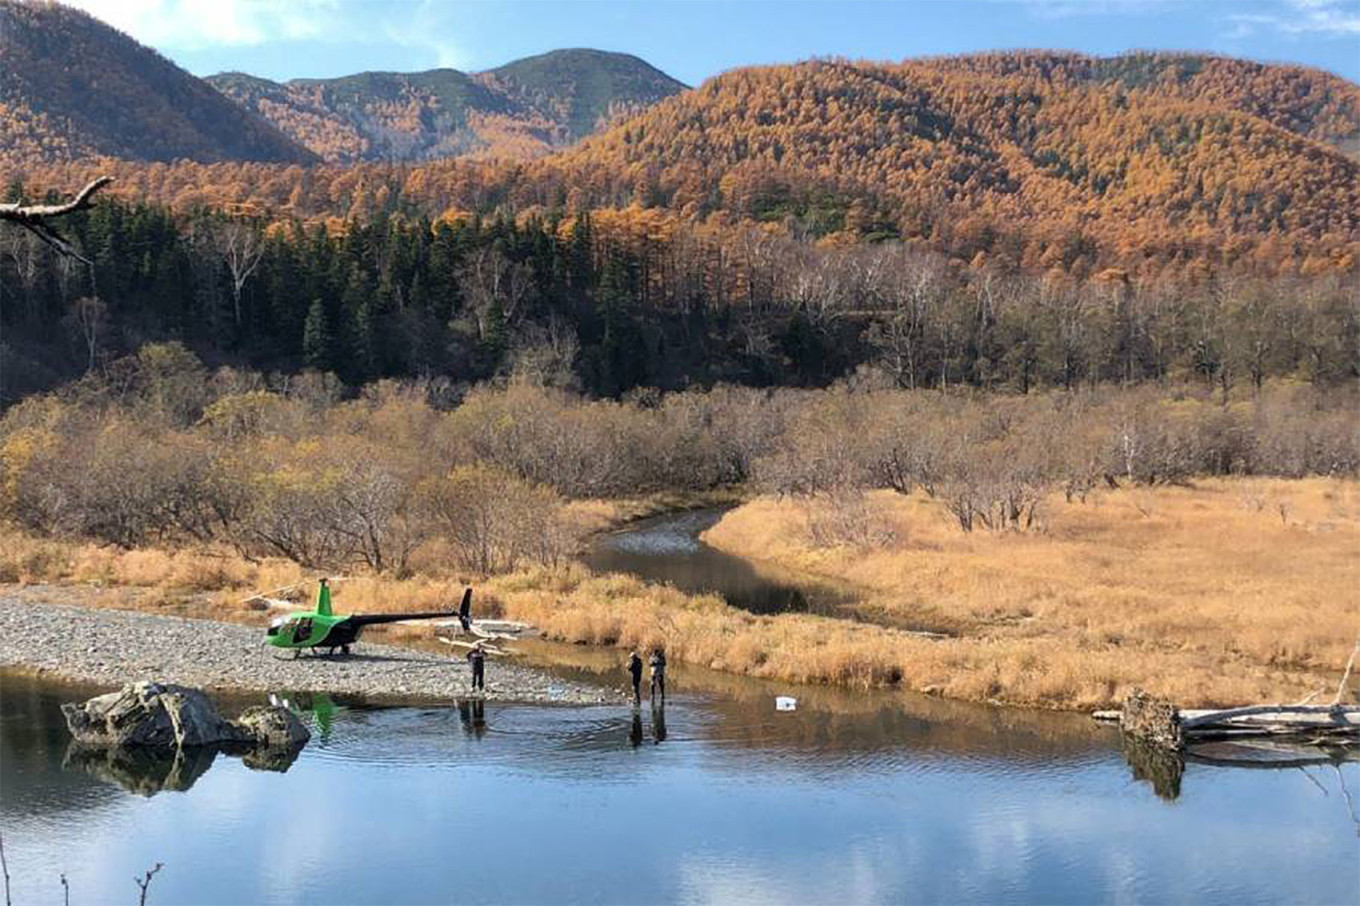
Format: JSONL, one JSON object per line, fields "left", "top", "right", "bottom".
{"left": 228, "top": 437, "right": 426, "bottom": 572}
{"left": 802, "top": 490, "right": 899, "bottom": 549}
{"left": 509, "top": 318, "right": 580, "bottom": 390}
{"left": 2, "top": 339, "right": 1356, "bottom": 564}
{"left": 419, "top": 464, "right": 575, "bottom": 574}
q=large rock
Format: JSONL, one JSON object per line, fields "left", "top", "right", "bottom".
{"left": 62, "top": 681, "right": 246, "bottom": 747}
{"left": 62, "top": 681, "right": 310, "bottom": 750}
{"left": 235, "top": 705, "right": 310, "bottom": 749}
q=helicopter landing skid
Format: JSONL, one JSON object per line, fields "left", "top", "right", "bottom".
{"left": 267, "top": 645, "right": 354, "bottom": 661}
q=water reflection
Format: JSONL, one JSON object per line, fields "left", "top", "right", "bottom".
{"left": 518, "top": 639, "right": 1116, "bottom": 766}
{"left": 629, "top": 711, "right": 643, "bottom": 749}
{"left": 458, "top": 698, "right": 487, "bottom": 739}
{"left": 1122, "top": 737, "right": 1185, "bottom": 800}
{"left": 63, "top": 743, "right": 221, "bottom": 796}
{"left": 651, "top": 703, "right": 667, "bottom": 745}
{"left": 63, "top": 740, "right": 302, "bottom": 794}
{"left": 4, "top": 673, "right": 1360, "bottom": 904}
{"left": 284, "top": 692, "right": 338, "bottom": 742}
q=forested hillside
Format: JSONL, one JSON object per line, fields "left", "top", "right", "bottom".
{"left": 2, "top": 193, "right": 1354, "bottom": 404}
{"left": 558, "top": 56, "right": 1359, "bottom": 257}
{"left": 926, "top": 51, "right": 1360, "bottom": 152}
{"left": 1, "top": 4, "right": 1357, "bottom": 403}
{"left": 0, "top": 0, "right": 314, "bottom": 164}
{"left": 10, "top": 52, "right": 1356, "bottom": 277}
{"left": 208, "top": 50, "right": 686, "bottom": 163}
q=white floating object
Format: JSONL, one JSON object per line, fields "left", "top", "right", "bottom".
{"left": 775, "top": 696, "right": 797, "bottom": 712}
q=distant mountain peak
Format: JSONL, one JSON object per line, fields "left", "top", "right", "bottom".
{"left": 0, "top": 0, "right": 314, "bottom": 164}
{"left": 207, "top": 48, "right": 687, "bottom": 163}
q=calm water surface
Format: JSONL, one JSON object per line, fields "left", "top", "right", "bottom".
{"left": 2, "top": 675, "right": 1358, "bottom": 904}
{"left": 3, "top": 511, "right": 1358, "bottom": 904}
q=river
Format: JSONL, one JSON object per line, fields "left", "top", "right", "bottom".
{"left": 1, "top": 511, "right": 1356, "bottom": 904}
{"left": 584, "top": 508, "right": 848, "bottom": 615}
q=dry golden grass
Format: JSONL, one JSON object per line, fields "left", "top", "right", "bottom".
{"left": 3, "top": 479, "right": 1354, "bottom": 711}
{"left": 0, "top": 533, "right": 257, "bottom": 593}
{"left": 702, "top": 478, "right": 1360, "bottom": 709}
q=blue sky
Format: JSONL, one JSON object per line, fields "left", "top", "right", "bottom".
{"left": 68, "top": 0, "right": 1360, "bottom": 84}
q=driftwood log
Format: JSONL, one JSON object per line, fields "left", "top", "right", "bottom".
{"left": 1110, "top": 688, "right": 1360, "bottom": 752}
{"left": 0, "top": 176, "right": 113, "bottom": 263}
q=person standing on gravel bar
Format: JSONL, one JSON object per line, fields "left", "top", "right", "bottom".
{"left": 649, "top": 647, "right": 667, "bottom": 704}
{"left": 627, "top": 651, "right": 644, "bottom": 705}
{"left": 468, "top": 642, "right": 486, "bottom": 692}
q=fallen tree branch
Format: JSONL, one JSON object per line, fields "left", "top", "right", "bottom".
{"left": 1294, "top": 688, "right": 1325, "bottom": 706}
{"left": 1333, "top": 639, "right": 1359, "bottom": 707}
{"left": 0, "top": 176, "right": 113, "bottom": 218}
{"left": 0, "top": 176, "right": 113, "bottom": 263}
{"left": 134, "top": 862, "right": 162, "bottom": 906}
{"left": 1179, "top": 704, "right": 1360, "bottom": 730}
{"left": 0, "top": 832, "right": 10, "bottom": 906}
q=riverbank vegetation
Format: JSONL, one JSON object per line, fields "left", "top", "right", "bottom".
{"left": 1, "top": 341, "right": 1356, "bottom": 708}
{"left": 4, "top": 342, "right": 1356, "bottom": 565}
{"left": 2, "top": 496, "right": 1350, "bottom": 710}
{"left": 704, "top": 480, "right": 1359, "bottom": 707}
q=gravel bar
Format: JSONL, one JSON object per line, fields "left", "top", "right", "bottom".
{"left": 0, "top": 594, "right": 617, "bottom": 705}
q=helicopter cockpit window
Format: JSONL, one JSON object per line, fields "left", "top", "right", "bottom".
{"left": 266, "top": 616, "right": 286, "bottom": 637}
{"left": 293, "top": 618, "right": 313, "bottom": 643}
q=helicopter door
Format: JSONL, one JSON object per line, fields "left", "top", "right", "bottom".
{"left": 292, "top": 618, "right": 313, "bottom": 645}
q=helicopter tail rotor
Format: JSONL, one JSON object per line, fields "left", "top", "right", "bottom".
{"left": 459, "top": 587, "right": 473, "bottom": 632}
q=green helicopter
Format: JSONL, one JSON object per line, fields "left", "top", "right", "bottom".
{"left": 265, "top": 578, "right": 470, "bottom": 656}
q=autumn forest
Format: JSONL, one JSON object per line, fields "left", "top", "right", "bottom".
{"left": 1, "top": 0, "right": 1359, "bottom": 718}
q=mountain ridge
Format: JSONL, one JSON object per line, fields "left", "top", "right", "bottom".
{"left": 1, "top": 3, "right": 1356, "bottom": 270}
{"left": 0, "top": 0, "right": 315, "bottom": 164}
{"left": 552, "top": 53, "right": 1358, "bottom": 250}
{"left": 207, "top": 48, "right": 688, "bottom": 163}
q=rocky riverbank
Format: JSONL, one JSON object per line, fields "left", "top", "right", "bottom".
{"left": 0, "top": 592, "right": 617, "bottom": 705}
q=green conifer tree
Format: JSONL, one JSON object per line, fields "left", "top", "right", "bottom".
{"left": 302, "top": 298, "right": 333, "bottom": 372}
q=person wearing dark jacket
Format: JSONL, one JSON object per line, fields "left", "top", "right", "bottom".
{"left": 649, "top": 648, "right": 667, "bottom": 704}
{"left": 627, "top": 651, "right": 644, "bottom": 705}
{"left": 467, "top": 642, "right": 486, "bottom": 692}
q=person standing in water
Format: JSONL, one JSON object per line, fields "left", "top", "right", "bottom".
{"left": 467, "top": 642, "right": 486, "bottom": 692}
{"left": 649, "top": 647, "right": 667, "bottom": 704}
{"left": 627, "top": 651, "right": 644, "bottom": 705}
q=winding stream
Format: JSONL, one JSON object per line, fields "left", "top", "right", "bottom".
{"left": 2, "top": 512, "right": 1357, "bottom": 904}
{"left": 584, "top": 508, "right": 848, "bottom": 615}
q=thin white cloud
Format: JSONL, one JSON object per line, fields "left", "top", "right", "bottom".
{"left": 379, "top": 0, "right": 473, "bottom": 71}
{"left": 1282, "top": 0, "right": 1360, "bottom": 34}
{"left": 64, "top": 0, "right": 474, "bottom": 72}
{"left": 1225, "top": 0, "right": 1360, "bottom": 38}
{"left": 66, "top": 0, "right": 342, "bottom": 49}
{"left": 1017, "top": 0, "right": 1173, "bottom": 19}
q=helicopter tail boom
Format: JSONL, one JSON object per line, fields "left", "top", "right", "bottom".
{"left": 347, "top": 610, "right": 459, "bottom": 629}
